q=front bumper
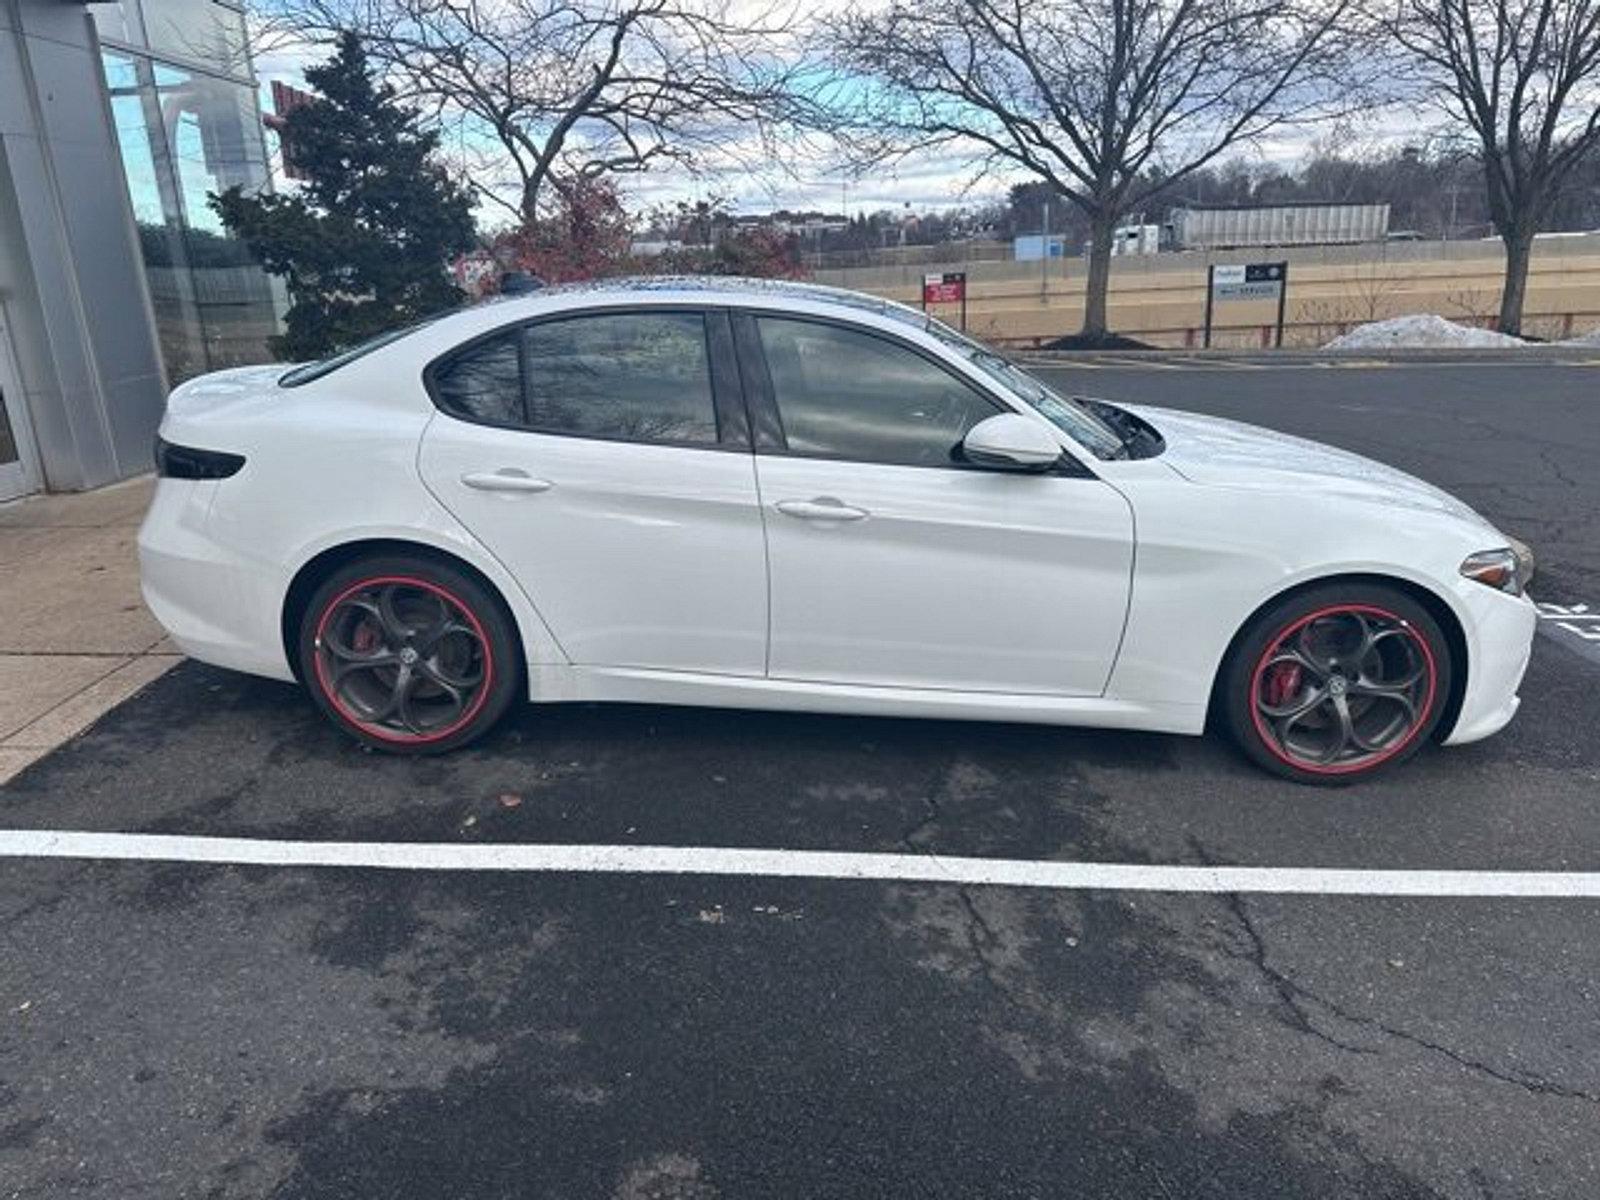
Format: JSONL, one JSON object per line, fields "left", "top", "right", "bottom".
{"left": 1441, "top": 582, "right": 1537, "bottom": 746}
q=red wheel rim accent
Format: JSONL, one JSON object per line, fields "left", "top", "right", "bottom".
{"left": 1248, "top": 604, "right": 1438, "bottom": 776}
{"left": 312, "top": 575, "right": 495, "bottom": 745}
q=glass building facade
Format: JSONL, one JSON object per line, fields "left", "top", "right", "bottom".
{"left": 94, "top": 0, "right": 282, "bottom": 383}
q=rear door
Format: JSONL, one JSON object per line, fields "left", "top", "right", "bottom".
{"left": 738, "top": 312, "right": 1134, "bottom": 695}
{"left": 418, "top": 307, "right": 768, "bottom": 675}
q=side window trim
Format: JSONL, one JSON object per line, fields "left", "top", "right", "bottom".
{"left": 729, "top": 310, "right": 785, "bottom": 452}
{"left": 704, "top": 309, "right": 752, "bottom": 450}
{"left": 422, "top": 304, "right": 751, "bottom": 453}
{"left": 730, "top": 308, "right": 1093, "bottom": 477}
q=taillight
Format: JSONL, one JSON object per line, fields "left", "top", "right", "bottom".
{"left": 154, "top": 436, "right": 246, "bottom": 480}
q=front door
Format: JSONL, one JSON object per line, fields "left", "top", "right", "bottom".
{"left": 744, "top": 314, "right": 1135, "bottom": 695}
{"left": 418, "top": 307, "right": 768, "bottom": 675}
{"left": 0, "top": 309, "right": 39, "bottom": 502}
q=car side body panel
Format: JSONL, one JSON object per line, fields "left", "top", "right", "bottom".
{"left": 753, "top": 455, "right": 1135, "bottom": 695}
{"left": 417, "top": 416, "right": 769, "bottom": 675}
{"left": 141, "top": 374, "right": 564, "bottom": 682}
{"left": 1091, "top": 459, "right": 1535, "bottom": 741}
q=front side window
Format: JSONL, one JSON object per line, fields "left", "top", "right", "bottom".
{"left": 755, "top": 317, "right": 1001, "bottom": 467}
{"left": 921, "top": 319, "right": 1128, "bottom": 460}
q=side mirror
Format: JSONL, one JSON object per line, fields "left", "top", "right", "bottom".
{"left": 961, "top": 413, "right": 1063, "bottom": 471}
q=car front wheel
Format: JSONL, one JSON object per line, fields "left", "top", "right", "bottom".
{"left": 1221, "top": 583, "right": 1453, "bottom": 784}
{"left": 298, "top": 555, "right": 520, "bottom": 754}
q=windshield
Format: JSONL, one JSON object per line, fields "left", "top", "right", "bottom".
{"left": 921, "top": 319, "right": 1129, "bottom": 461}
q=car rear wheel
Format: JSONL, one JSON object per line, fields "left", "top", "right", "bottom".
{"left": 298, "top": 555, "right": 520, "bottom": 754}
{"left": 1221, "top": 583, "right": 1452, "bottom": 785}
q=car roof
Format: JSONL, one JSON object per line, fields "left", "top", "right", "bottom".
{"left": 467, "top": 274, "right": 932, "bottom": 328}
{"left": 289, "top": 275, "right": 954, "bottom": 390}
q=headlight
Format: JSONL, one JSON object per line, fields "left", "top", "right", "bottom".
{"left": 1460, "top": 546, "right": 1530, "bottom": 595}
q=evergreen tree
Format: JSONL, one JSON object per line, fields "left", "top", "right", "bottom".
{"left": 213, "top": 34, "right": 476, "bottom": 360}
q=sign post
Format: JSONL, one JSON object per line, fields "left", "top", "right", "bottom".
{"left": 922, "top": 271, "right": 969, "bottom": 331}
{"left": 1203, "top": 264, "right": 1217, "bottom": 349}
{"left": 1274, "top": 267, "right": 1289, "bottom": 348}
{"left": 1203, "top": 261, "right": 1288, "bottom": 349}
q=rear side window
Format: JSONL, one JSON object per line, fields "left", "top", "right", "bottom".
{"left": 431, "top": 334, "right": 521, "bottom": 425}
{"left": 754, "top": 317, "right": 1000, "bottom": 467}
{"left": 430, "top": 311, "right": 719, "bottom": 446}
{"left": 523, "top": 313, "right": 716, "bottom": 444}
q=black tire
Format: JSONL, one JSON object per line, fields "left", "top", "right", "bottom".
{"left": 297, "top": 554, "right": 520, "bottom": 754}
{"left": 1220, "top": 582, "right": 1453, "bottom": 785}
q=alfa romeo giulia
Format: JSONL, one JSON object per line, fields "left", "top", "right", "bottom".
{"left": 138, "top": 277, "right": 1537, "bottom": 784}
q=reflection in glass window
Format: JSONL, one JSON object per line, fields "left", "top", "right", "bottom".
{"left": 102, "top": 48, "right": 281, "bottom": 382}
{"left": 141, "top": 0, "right": 248, "bottom": 77}
{"left": 432, "top": 336, "right": 522, "bottom": 424}
{"left": 103, "top": 54, "right": 165, "bottom": 228}
{"left": 104, "top": 49, "right": 208, "bottom": 381}
{"left": 153, "top": 61, "right": 264, "bottom": 233}
{"left": 522, "top": 314, "right": 718, "bottom": 445}
{"left": 0, "top": 393, "right": 17, "bottom": 467}
{"left": 91, "top": 0, "right": 143, "bottom": 49}
{"left": 756, "top": 318, "right": 1000, "bottom": 467}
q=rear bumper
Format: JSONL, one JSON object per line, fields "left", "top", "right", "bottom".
{"left": 1441, "top": 584, "right": 1536, "bottom": 746}
{"left": 137, "top": 478, "right": 296, "bottom": 681}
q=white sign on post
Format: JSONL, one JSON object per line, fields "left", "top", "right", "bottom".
{"left": 1211, "top": 262, "right": 1285, "bottom": 302}
{"left": 1203, "top": 261, "right": 1290, "bottom": 347}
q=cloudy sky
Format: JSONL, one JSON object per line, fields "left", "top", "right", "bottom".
{"left": 250, "top": 34, "right": 1021, "bottom": 217}
{"left": 247, "top": 14, "right": 1419, "bottom": 223}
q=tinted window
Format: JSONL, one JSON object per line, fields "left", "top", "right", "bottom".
{"left": 523, "top": 313, "right": 717, "bottom": 444}
{"left": 432, "top": 334, "right": 522, "bottom": 424}
{"left": 756, "top": 318, "right": 999, "bottom": 467}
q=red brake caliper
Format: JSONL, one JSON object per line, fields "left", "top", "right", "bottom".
{"left": 1264, "top": 660, "right": 1303, "bottom": 707}
{"left": 353, "top": 621, "right": 380, "bottom": 655}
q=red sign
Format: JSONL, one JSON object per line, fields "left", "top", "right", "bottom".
{"left": 922, "top": 271, "right": 967, "bottom": 305}
{"left": 266, "top": 80, "right": 317, "bottom": 181}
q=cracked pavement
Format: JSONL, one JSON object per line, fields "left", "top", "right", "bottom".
{"left": 4, "top": 357, "right": 1600, "bottom": 1198}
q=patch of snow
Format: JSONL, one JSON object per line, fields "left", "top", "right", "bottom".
{"left": 1560, "top": 325, "right": 1600, "bottom": 347}
{"left": 1323, "top": 314, "right": 1526, "bottom": 350}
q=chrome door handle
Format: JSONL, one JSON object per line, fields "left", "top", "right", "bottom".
{"left": 460, "top": 470, "right": 553, "bottom": 494}
{"left": 775, "top": 497, "right": 869, "bottom": 522}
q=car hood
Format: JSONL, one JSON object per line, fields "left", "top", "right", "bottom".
{"left": 1119, "top": 403, "right": 1494, "bottom": 528}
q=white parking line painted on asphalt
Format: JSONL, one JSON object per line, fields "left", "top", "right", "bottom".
{"left": 1534, "top": 599, "right": 1600, "bottom": 667}
{"left": 6, "top": 830, "right": 1600, "bottom": 897}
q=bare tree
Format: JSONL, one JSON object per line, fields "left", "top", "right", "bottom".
{"left": 826, "top": 0, "right": 1360, "bottom": 340}
{"left": 1385, "top": 0, "right": 1600, "bottom": 335}
{"left": 267, "top": 0, "right": 808, "bottom": 225}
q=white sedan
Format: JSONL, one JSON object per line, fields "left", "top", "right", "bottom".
{"left": 138, "top": 278, "right": 1536, "bottom": 784}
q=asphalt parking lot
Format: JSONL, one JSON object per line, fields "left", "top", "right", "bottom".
{"left": 5, "top": 353, "right": 1600, "bottom": 1199}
